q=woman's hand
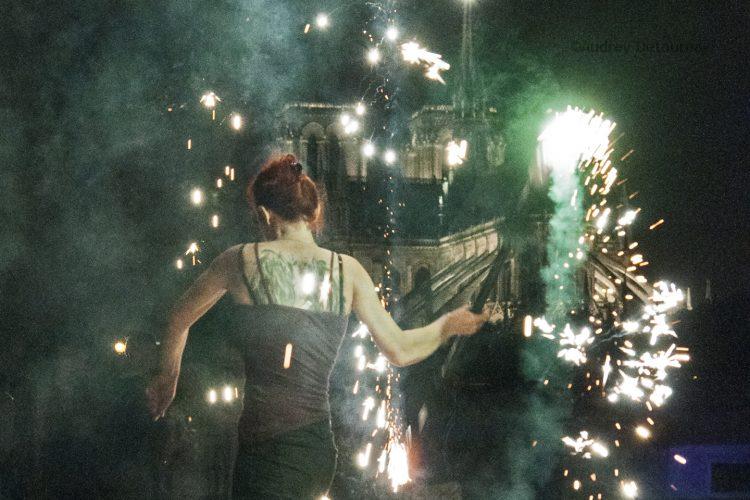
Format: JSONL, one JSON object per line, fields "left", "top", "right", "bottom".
{"left": 440, "top": 305, "right": 489, "bottom": 341}
{"left": 145, "top": 372, "right": 178, "bottom": 421}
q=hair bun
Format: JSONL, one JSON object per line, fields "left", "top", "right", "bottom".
{"left": 292, "top": 162, "right": 303, "bottom": 178}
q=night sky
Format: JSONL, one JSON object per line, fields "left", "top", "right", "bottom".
{"left": 1, "top": 0, "right": 748, "bottom": 497}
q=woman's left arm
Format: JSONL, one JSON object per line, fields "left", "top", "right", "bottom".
{"left": 146, "top": 246, "right": 236, "bottom": 419}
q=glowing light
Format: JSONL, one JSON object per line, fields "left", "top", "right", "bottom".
{"left": 211, "top": 214, "right": 219, "bottom": 228}
{"left": 190, "top": 188, "right": 203, "bottom": 205}
{"left": 300, "top": 272, "right": 316, "bottom": 295}
{"left": 618, "top": 209, "right": 638, "bottom": 226}
{"left": 384, "top": 149, "right": 397, "bottom": 165}
{"left": 357, "top": 442, "right": 372, "bottom": 468}
{"left": 622, "top": 321, "right": 640, "bottom": 333}
{"left": 635, "top": 426, "right": 651, "bottom": 439}
{"left": 367, "top": 47, "right": 381, "bottom": 65}
{"left": 283, "top": 343, "right": 293, "bottom": 369}
{"left": 362, "top": 397, "right": 375, "bottom": 420}
{"left": 401, "top": 41, "right": 450, "bottom": 84}
{"left": 562, "top": 431, "right": 609, "bottom": 459}
{"left": 200, "top": 91, "right": 220, "bottom": 109}
{"left": 674, "top": 454, "right": 687, "bottom": 465}
{"left": 387, "top": 441, "right": 410, "bottom": 492}
{"left": 362, "top": 141, "right": 376, "bottom": 158}
{"left": 185, "top": 242, "right": 200, "bottom": 255}
{"left": 649, "top": 218, "right": 665, "bottom": 230}
{"left": 446, "top": 139, "right": 468, "bottom": 166}
{"left": 523, "top": 315, "right": 533, "bottom": 337}
{"left": 315, "top": 13, "right": 329, "bottom": 29}
{"left": 602, "top": 354, "right": 612, "bottom": 386}
{"left": 557, "top": 325, "right": 594, "bottom": 366}
{"left": 538, "top": 107, "right": 615, "bottom": 174}
{"left": 175, "top": 259, "right": 184, "bottom": 270}
{"left": 385, "top": 26, "right": 399, "bottom": 41}
{"left": 352, "top": 322, "right": 370, "bottom": 338}
{"left": 376, "top": 400, "right": 387, "bottom": 428}
{"left": 355, "top": 102, "right": 367, "bottom": 116}
{"left": 621, "top": 480, "right": 638, "bottom": 498}
{"left": 230, "top": 113, "right": 243, "bottom": 130}
{"left": 207, "top": 389, "right": 218, "bottom": 404}
{"left": 113, "top": 340, "right": 127, "bottom": 355}
{"left": 222, "top": 385, "right": 234, "bottom": 403}
{"left": 344, "top": 119, "right": 360, "bottom": 135}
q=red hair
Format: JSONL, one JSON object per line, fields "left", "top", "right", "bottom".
{"left": 247, "top": 154, "right": 323, "bottom": 229}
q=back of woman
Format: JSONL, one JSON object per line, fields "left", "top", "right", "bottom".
{"left": 146, "top": 154, "right": 487, "bottom": 500}
{"left": 232, "top": 240, "right": 349, "bottom": 498}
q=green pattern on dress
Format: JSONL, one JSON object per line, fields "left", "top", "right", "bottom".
{"left": 251, "top": 249, "right": 341, "bottom": 312}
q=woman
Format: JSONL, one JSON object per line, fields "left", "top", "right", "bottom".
{"left": 146, "top": 154, "right": 487, "bottom": 498}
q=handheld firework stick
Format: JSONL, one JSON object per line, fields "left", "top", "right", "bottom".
{"left": 441, "top": 242, "right": 513, "bottom": 379}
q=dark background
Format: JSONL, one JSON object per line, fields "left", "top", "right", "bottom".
{"left": 1, "top": 0, "right": 747, "bottom": 497}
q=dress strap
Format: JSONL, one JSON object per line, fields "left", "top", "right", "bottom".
{"left": 254, "top": 242, "right": 274, "bottom": 304}
{"left": 337, "top": 253, "right": 345, "bottom": 315}
{"left": 238, "top": 244, "right": 261, "bottom": 305}
{"left": 327, "top": 251, "right": 335, "bottom": 312}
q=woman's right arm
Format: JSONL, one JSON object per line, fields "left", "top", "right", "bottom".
{"left": 348, "top": 256, "right": 487, "bottom": 367}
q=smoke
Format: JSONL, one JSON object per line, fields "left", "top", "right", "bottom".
{"left": 507, "top": 129, "right": 584, "bottom": 497}
{"left": 0, "top": 0, "right": 343, "bottom": 495}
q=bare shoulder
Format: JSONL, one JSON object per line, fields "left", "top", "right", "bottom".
{"left": 338, "top": 254, "right": 372, "bottom": 285}
{"left": 212, "top": 244, "right": 248, "bottom": 274}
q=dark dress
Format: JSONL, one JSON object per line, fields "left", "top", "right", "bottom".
{"left": 231, "top": 243, "right": 349, "bottom": 499}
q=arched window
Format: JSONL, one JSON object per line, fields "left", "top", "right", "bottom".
{"left": 413, "top": 266, "right": 431, "bottom": 291}
{"left": 307, "top": 136, "right": 319, "bottom": 180}
{"left": 327, "top": 136, "right": 344, "bottom": 186}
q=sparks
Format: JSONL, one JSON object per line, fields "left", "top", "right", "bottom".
{"left": 400, "top": 42, "right": 450, "bottom": 84}
{"left": 200, "top": 91, "right": 220, "bottom": 109}
{"left": 446, "top": 139, "right": 468, "bottom": 166}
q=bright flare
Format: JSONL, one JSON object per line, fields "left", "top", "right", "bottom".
{"left": 401, "top": 42, "right": 450, "bottom": 84}
{"left": 538, "top": 107, "right": 615, "bottom": 174}
{"left": 222, "top": 385, "right": 234, "bottom": 403}
{"left": 190, "top": 188, "right": 203, "bottom": 205}
{"left": 367, "top": 47, "right": 381, "bottom": 65}
{"left": 384, "top": 149, "right": 397, "bottom": 165}
{"left": 362, "top": 142, "right": 376, "bottom": 158}
{"left": 385, "top": 26, "right": 399, "bottom": 41}
{"left": 200, "top": 91, "right": 220, "bottom": 109}
{"left": 113, "top": 341, "right": 127, "bottom": 355}
{"left": 300, "top": 272, "right": 316, "bottom": 295}
{"left": 230, "top": 114, "right": 243, "bottom": 130}
{"left": 315, "top": 13, "right": 329, "bottom": 29}
{"left": 446, "top": 139, "right": 468, "bottom": 166}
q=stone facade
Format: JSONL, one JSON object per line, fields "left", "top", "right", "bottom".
{"left": 275, "top": 102, "right": 508, "bottom": 296}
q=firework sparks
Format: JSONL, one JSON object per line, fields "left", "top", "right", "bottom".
{"left": 446, "top": 139, "right": 468, "bottom": 166}
{"left": 200, "top": 91, "right": 221, "bottom": 109}
{"left": 557, "top": 325, "right": 594, "bottom": 366}
{"left": 534, "top": 106, "right": 690, "bottom": 496}
{"left": 562, "top": 431, "right": 609, "bottom": 458}
{"left": 400, "top": 42, "right": 450, "bottom": 83}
